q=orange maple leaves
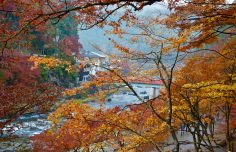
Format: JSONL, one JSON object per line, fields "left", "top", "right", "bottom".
{"left": 32, "top": 100, "right": 169, "bottom": 152}
{"left": 29, "top": 56, "right": 75, "bottom": 73}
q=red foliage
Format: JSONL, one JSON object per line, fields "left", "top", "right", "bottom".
{"left": 31, "top": 99, "right": 168, "bottom": 151}
{"left": 59, "top": 36, "right": 82, "bottom": 57}
{"left": 0, "top": 54, "right": 62, "bottom": 131}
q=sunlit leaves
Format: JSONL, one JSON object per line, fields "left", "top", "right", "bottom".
{"left": 0, "top": 55, "right": 61, "bottom": 131}
{"left": 32, "top": 99, "right": 169, "bottom": 151}
{"left": 28, "top": 56, "right": 76, "bottom": 73}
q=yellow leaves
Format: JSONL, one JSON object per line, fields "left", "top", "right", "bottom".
{"left": 182, "top": 83, "right": 236, "bottom": 102}
{"left": 178, "top": 37, "right": 186, "bottom": 44}
{"left": 231, "top": 74, "right": 236, "bottom": 81}
{"left": 207, "top": 16, "right": 217, "bottom": 22}
{"left": 28, "top": 56, "right": 74, "bottom": 72}
{"left": 219, "top": 36, "right": 236, "bottom": 60}
{"left": 202, "top": 92, "right": 225, "bottom": 99}
{"left": 206, "top": 83, "right": 236, "bottom": 92}
{"left": 97, "top": 123, "right": 114, "bottom": 135}
{"left": 121, "top": 134, "right": 147, "bottom": 151}
{"left": 183, "top": 80, "right": 236, "bottom": 99}
{"left": 173, "top": 105, "right": 188, "bottom": 113}
{"left": 233, "top": 12, "right": 236, "bottom": 17}
{"left": 144, "top": 116, "right": 156, "bottom": 126}
{"left": 48, "top": 100, "right": 96, "bottom": 130}
{"left": 144, "top": 116, "right": 167, "bottom": 133}
{"left": 168, "top": 36, "right": 187, "bottom": 49}
{"left": 182, "top": 81, "right": 219, "bottom": 90}
{"left": 44, "top": 98, "right": 172, "bottom": 151}
{"left": 63, "top": 87, "right": 81, "bottom": 96}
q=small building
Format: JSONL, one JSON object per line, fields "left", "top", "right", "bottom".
{"left": 78, "top": 51, "right": 109, "bottom": 82}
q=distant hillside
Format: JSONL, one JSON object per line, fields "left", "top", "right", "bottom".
{"left": 78, "top": 2, "right": 169, "bottom": 54}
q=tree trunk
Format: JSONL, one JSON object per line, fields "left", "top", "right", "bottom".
{"left": 226, "top": 104, "right": 232, "bottom": 152}
{"left": 170, "top": 126, "right": 180, "bottom": 152}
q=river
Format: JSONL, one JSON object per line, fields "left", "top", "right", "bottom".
{"left": 0, "top": 83, "right": 159, "bottom": 151}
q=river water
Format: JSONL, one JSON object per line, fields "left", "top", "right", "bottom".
{"left": 1, "top": 113, "right": 50, "bottom": 137}
{"left": 2, "top": 84, "right": 153, "bottom": 137}
{"left": 0, "top": 84, "right": 158, "bottom": 151}
{"left": 1, "top": 94, "right": 141, "bottom": 137}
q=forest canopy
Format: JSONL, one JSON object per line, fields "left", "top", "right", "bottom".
{"left": 0, "top": 0, "right": 236, "bottom": 152}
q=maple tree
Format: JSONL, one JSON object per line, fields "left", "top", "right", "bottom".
{"left": 1, "top": 0, "right": 236, "bottom": 152}
{"left": 59, "top": 35, "right": 82, "bottom": 57}
{"left": 171, "top": 33, "right": 236, "bottom": 151}
{"left": 31, "top": 3, "right": 234, "bottom": 149}
{"left": 29, "top": 55, "right": 80, "bottom": 88}
{"left": 165, "top": 0, "right": 236, "bottom": 51}
{"left": 0, "top": 53, "right": 62, "bottom": 134}
{"left": 32, "top": 100, "right": 170, "bottom": 152}
{"left": 1, "top": 0, "right": 235, "bottom": 54}
{"left": 0, "top": 0, "right": 165, "bottom": 54}
{"left": 32, "top": 14, "right": 189, "bottom": 151}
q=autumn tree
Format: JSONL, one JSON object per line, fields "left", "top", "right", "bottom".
{"left": 0, "top": 8, "right": 81, "bottom": 133}
{"left": 31, "top": 13, "right": 193, "bottom": 151}
{"left": 0, "top": 0, "right": 164, "bottom": 54}
{"left": 36, "top": 1, "right": 236, "bottom": 150}
{"left": 32, "top": 99, "right": 171, "bottom": 152}
{"left": 0, "top": 53, "right": 62, "bottom": 133}
{"left": 1, "top": 0, "right": 236, "bottom": 152}
{"left": 0, "top": 3, "right": 83, "bottom": 138}
{"left": 1, "top": 0, "right": 234, "bottom": 54}
{"left": 166, "top": 0, "right": 236, "bottom": 51}
{"left": 171, "top": 34, "right": 236, "bottom": 151}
